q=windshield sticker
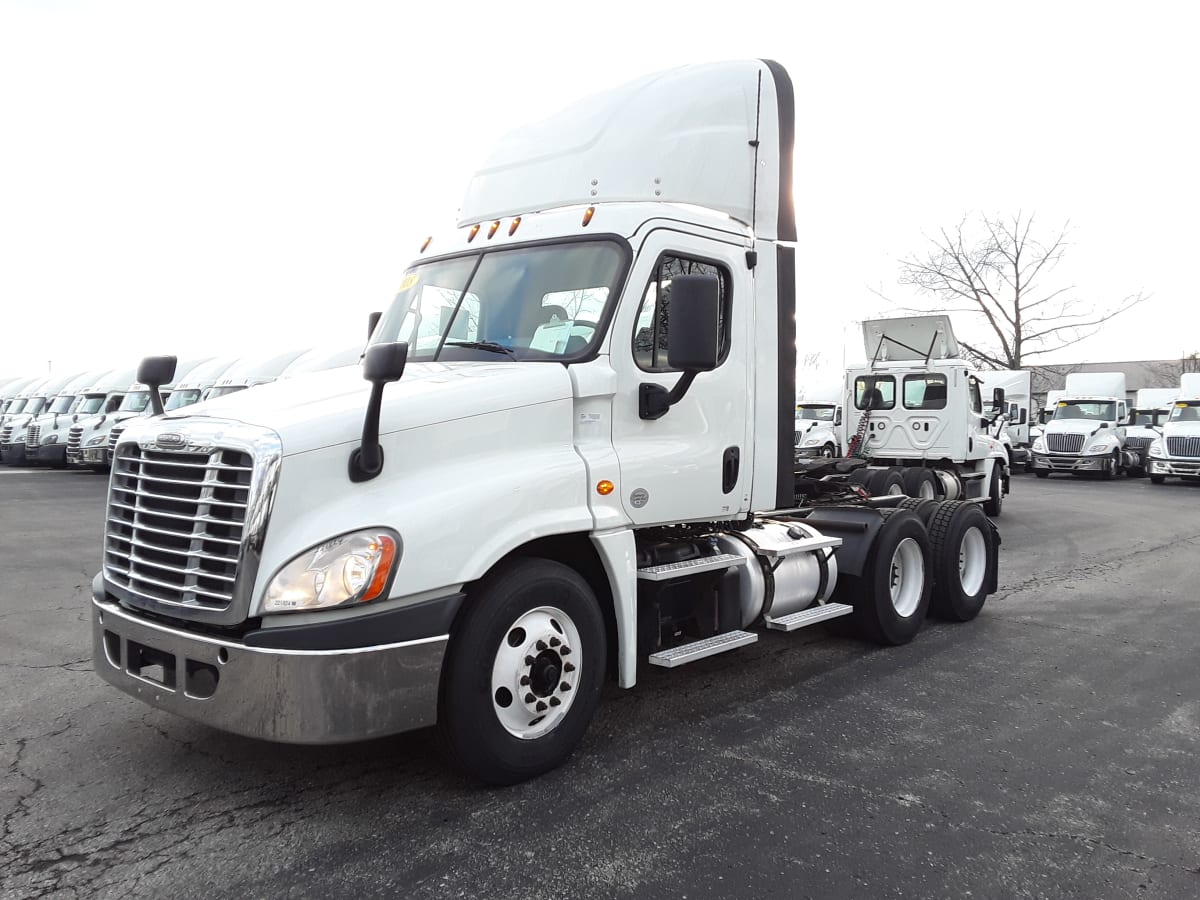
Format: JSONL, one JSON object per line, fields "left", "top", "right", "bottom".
{"left": 398, "top": 273, "right": 419, "bottom": 292}
{"left": 1177, "top": 402, "right": 1189, "bottom": 408}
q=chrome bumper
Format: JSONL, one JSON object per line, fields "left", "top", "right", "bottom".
{"left": 1030, "top": 452, "right": 1110, "bottom": 472}
{"left": 1147, "top": 458, "right": 1200, "bottom": 476}
{"left": 92, "top": 598, "right": 447, "bottom": 744}
{"left": 80, "top": 445, "right": 109, "bottom": 465}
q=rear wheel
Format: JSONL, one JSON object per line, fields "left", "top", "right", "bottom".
{"left": 438, "top": 557, "right": 606, "bottom": 785}
{"left": 927, "top": 502, "right": 993, "bottom": 622}
{"left": 868, "top": 467, "right": 905, "bottom": 496}
{"left": 834, "top": 509, "right": 931, "bottom": 645}
{"left": 901, "top": 467, "right": 939, "bottom": 500}
{"left": 896, "top": 497, "right": 940, "bottom": 525}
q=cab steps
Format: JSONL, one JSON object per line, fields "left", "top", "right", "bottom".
{"left": 765, "top": 602, "right": 853, "bottom": 631}
{"left": 648, "top": 630, "right": 757, "bottom": 668}
{"left": 636, "top": 553, "right": 747, "bottom": 582}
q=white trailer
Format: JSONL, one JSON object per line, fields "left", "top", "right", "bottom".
{"left": 1146, "top": 373, "right": 1200, "bottom": 484}
{"left": 840, "top": 316, "right": 1010, "bottom": 513}
{"left": 89, "top": 60, "right": 1001, "bottom": 785}
{"left": 1030, "top": 372, "right": 1136, "bottom": 479}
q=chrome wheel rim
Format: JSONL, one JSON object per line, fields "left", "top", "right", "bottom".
{"left": 958, "top": 526, "right": 987, "bottom": 595}
{"left": 889, "top": 537, "right": 924, "bottom": 617}
{"left": 490, "top": 606, "right": 581, "bottom": 740}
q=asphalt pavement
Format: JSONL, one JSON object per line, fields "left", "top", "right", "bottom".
{"left": 1, "top": 468, "right": 1198, "bottom": 899}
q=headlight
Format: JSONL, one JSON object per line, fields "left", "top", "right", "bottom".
{"left": 1032, "top": 437, "right": 1045, "bottom": 452}
{"left": 262, "top": 529, "right": 400, "bottom": 613}
{"left": 43, "top": 433, "right": 58, "bottom": 445}
{"left": 1086, "top": 441, "right": 1113, "bottom": 454}
{"left": 1149, "top": 440, "right": 1165, "bottom": 458}
{"left": 86, "top": 435, "right": 107, "bottom": 446}
{"left": 803, "top": 436, "right": 822, "bottom": 446}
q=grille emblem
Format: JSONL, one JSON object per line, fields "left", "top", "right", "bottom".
{"left": 156, "top": 432, "right": 185, "bottom": 448}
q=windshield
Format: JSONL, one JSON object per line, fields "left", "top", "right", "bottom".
{"left": 1168, "top": 403, "right": 1200, "bottom": 423}
{"left": 1053, "top": 400, "right": 1116, "bottom": 422}
{"left": 117, "top": 391, "right": 152, "bottom": 413}
{"left": 165, "top": 389, "right": 201, "bottom": 411}
{"left": 8, "top": 398, "right": 28, "bottom": 415}
{"left": 1131, "top": 410, "right": 1164, "bottom": 426}
{"left": 24, "top": 398, "right": 47, "bottom": 416}
{"left": 48, "top": 393, "right": 76, "bottom": 414}
{"left": 77, "top": 395, "right": 106, "bottom": 415}
{"left": 207, "top": 385, "right": 247, "bottom": 399}
{"left": 795, "top": 405, "right": 835, "bottom": 422}
{"left": 370, "top": 241, "right": 627, "bottom": 362}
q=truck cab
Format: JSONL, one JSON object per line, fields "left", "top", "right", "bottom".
{"left": 1, "top": 372, "right": 85, "bottom": 466}
{"left": 793, "top": 401, "right": 842, "bottom": 459}
{"left": 1147, "top": 373, "right": 1200, "bottom": 484}
{"left": 206, "top": 348, "right": 310, "bottom": 399}
{"left": 89, "top": 60, "right": 1000, "bottom": 785}
{"left": 977, "top": 369, "right": 1032, "bottom": 472}
{"left": 1124, "top": 387, "right": 1177, "bottom": 477}
{"left": 1030, "top": 372, "right": 1134, "bottom": 479}
{"left": 841, "top": 315, "right": 1009, "bottom": 511}
{"left": 24, "top": 370, "right": 107, "bottom": 467}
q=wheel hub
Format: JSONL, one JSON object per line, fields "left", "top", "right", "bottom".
{"left": 490, "top": 606, "right": 582, "bottom": 740}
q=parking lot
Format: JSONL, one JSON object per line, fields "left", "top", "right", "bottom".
{"left": 2, "top": 470, "right": 1198, "bottom": 899}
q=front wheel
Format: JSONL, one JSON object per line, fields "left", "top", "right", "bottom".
{"left": 1034, "top": 469, "right": 1049, "bottom": 479}
{"left": 438, "top": 557, "right": 607, "bottom": 785}
{"left": 821, "top": 442, "right": 836, "bottom": 459}
{"left": 983, "top": 465, "right": 1004, "bottom": 516}
{"left": 1149, "top": 474, "right": 1166, "bottom": 484}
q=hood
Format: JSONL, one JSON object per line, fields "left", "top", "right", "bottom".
{"left": 1163, "top": 420, "right": 1200, "bottom": 439}
{"left": 1043, "top": 418, "right": 1114, "bottom": 439}
{"left": 861, "top": 315, "right": 959, "bottom": 362}
{"left": 161, "top": 361, "right": 575, "bottom": 456}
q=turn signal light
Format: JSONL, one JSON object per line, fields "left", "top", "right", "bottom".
{"left": 467, "top": 223, "right": 481, "bottom": 242}
{"left": 596, "top": 480, "right": 614, "bottom": 496}
{"left": 581, "top": 206, "right": 595, "bottom": 227}
{"left": 420, "top": 236, "right": 432, "bottom": 253}
{"left": 509, "top": 216, "right": 522, "bottom": 236}
{"left": 487, "top": 220, "right": 500, "bottom": 239}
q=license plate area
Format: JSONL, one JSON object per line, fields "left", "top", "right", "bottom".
{"left": 127, "top": 639, "right": 178, "bottom": 690}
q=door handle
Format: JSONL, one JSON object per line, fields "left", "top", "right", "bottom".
{"left": 722, "top": 446, "right": 740, "bottom": 494}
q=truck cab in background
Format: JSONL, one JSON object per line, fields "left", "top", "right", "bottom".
{"left": 67, "top": 369, "right": 137, "bottom": 470}
{"left": 977, "top": 369, "right": 1032, "bottom": 473}
{"left": 1124, "top": 387, "right": 1178, "bottom": 477}
{"left": 1, "top": 376, "right": 42, "bottom": 423}
{"left": 205, "top": 348, "right": 310, "bottom": 399}
{"left": 1, "top": 372, "right": 85, "bottom": 466}
{"left": 793, "top": 400, "right": 842, "bottom": 459}
{"left": 24, "top": 370, "right": 108, "bottom": 467}
{"left": 841, "top": 315, "right": 1009, "bottom": 513}
{"left": 1147, "top": 373, "right": 1200, "bottom": 484}
{"left": 1030, "top": 372, "right": 1136, "bottom": 479}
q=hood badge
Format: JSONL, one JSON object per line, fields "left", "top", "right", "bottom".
{"left": 156, "top": 432, "right": 185, "bottom": 448}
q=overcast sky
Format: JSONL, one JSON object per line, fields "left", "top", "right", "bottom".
{"left": 2, "top": 0, "right": 1196, "bottom": 384}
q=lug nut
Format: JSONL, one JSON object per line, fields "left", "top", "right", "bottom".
{"left": 549, "top": 636, "right": 561, "bottom": 647}
{"left": 536, "top": 639, "right": 548, "bottom": 651}
{"left": 524, "top": 693, "right": 535, "bottom": 704}
{"left": 560, "top": 682, "right": 571, "bottom": 692}
{"left": 549, "top": 697, "right": 561, "bottom": 707}
{"left": 559, "top": 646, "right": 571, "bottom": 656}
{"left": 563, "top": 662, "right": 576, "bottom": 673}
{"left": 536, "top": 701, "right": 548, "bottom": 712}
{"left": 520, "top": 675, "right": 530, "bottom": 686}
{"left": 524, "top": 655, "right": 535, "bottom": 666}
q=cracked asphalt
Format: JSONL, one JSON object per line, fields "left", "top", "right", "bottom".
{"left": 2, "top": 468, "right": 1198, "bottom": 899}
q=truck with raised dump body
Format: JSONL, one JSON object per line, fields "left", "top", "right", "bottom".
{"left": 840, "top": 316, "right": 1010, "bottom": 513}
{"left": 90, "top": 60, "right": 1001, "bottom": 784}
{"left": 1146, "top": 373, "right": 1200, "bottom": 484}
{"left": 1030, "top": 372, "right": 1136, "bottom": 479}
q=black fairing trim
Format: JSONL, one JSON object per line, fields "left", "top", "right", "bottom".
{"left": 243, "top": 593, "right": 465, "bottom": 651}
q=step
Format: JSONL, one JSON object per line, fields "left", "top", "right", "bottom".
{"left": 637, "top": 552, "right": 748, "bottom": 582}
{"left": 648, "top": 630, "right": 758, "bottom": 668}
{"left": 756, "top": 535, "right": 843, "bottom": 559}
{"left": 764, "top": 602, "right": 854, "bottom": 632}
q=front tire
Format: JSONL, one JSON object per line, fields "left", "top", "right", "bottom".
{"left": 983, "top": 465, "right": 1004, "bottom": 516}
{"left": 1034, "top": 469, "right": 1049, "bottom": 479}
{"left": 1150, "top": 474, "right": 1166, "bottom": 484}
{"left": 439, "top": 557, "right": 607, "bottom": 785}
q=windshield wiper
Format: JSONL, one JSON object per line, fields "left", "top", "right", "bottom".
{"left": 442, "top": 340, "right": 517, "bottom": 358}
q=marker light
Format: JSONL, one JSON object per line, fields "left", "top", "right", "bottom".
{"left": 509, "top": 216, "right": 522, "bottom": 236}
{"left": 467, "top": 223, "right": 481, "bottom": 242}
{"left": 596, "top": 480, "right": 614, "bottom": 496}
{"left": 420, "top": 236, "right": 433, "bottom": 253}
{"left": 581, "top": 206, "right": 595, "bottom": 227}
{"left": 487, "top": 220, "right": 500, "bottom": 239}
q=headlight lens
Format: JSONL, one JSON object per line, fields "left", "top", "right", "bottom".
{"left": 1086, "top": 441, "right": 1112, "bottom": 454}
{"left": 803, "top": 436, "right": 821, "bottom": 446}
{"left": 1149, "top": 440, "right": 1165, "bottom": 458}
{"left": 1032, "top": 437, "right": 1045, "bottom": 452}
{"left": 43, "top": 433, "right": 58, "bottom": 445}
{"left": 86, "top": 435, "right": 107, "bottom": 446}
{"left": 262, "top": 530, "right": 399, "bottom": 613}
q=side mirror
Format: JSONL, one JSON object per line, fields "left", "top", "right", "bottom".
{"left": 1018, "top": 409, "right": 1027, "bottom": 425}
{"left": 349, "top": 341, "right": 409, "bottom": 482}
{"left": 992, "top": 387, "right": 1005, "bottom": 412}
{"left": 640, "top": 274, "right": 721, "bottom": 420}
{"left": 136, "top": 356, "right": 178, "bottom": 416}
{"left": 834, "top": 408, "right": 843, "bottom": 426}
{"left": 368, "top": 310, "right": 382, "bottom": 340}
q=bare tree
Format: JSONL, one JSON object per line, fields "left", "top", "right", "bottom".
{"left": 881, "top": 213, "right": 1147, "bottom": 370}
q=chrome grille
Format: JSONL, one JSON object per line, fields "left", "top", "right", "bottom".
{"left": 1124, "top": 436, "right": 1152, "bottom": 451}
{"left": 104, "top": 444, "right": 253, "bottom": 612}
{"left": 1167, "top": 436, "right": 1200, "bottom": 458}
{"left": 1047, "top": 433, "right": 1085, "bottom": 453}
{"left": 108, "top": 425, "right": 125, "bottom": 448}
{"left": 25, "top": 424, "right": 41, "bottom": 448}
{"left": 66, "top": 425, "right": 83, "bottom": 462}
{"left": 0, "top": 424, "right": 11, "bottom": 445}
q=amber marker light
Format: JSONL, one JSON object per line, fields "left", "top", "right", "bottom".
{"left": 509, "top": 216, "right": 522, "bottom": 236}
{"left": 420, "top": 236, "right": 432, "bottom": 253}
{"left": 581, "top": 206, "right": 595, "bottom": 227}
{"left": 596, "top": 480, "right": 615, "bottom": 496}
{"left": 361, "top": 535, "right": 398, "bottom": 603}
{"left": 467, "top": 223, "right": 481, "bottom": 242}
{"left": 487, "top": 220, "right": 500, "bottom": 239}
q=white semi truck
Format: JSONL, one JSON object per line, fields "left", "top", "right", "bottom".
{"left": 840, "top": 316, "right": 1010, "bottom": 513}
{"left": 1030, "top": 372, "right": 1136, "bottom": 479}
{"left": 90, "top": 60, "right": 1001, "bottom": 785}
{"left": 1146, "top": 373, "right": 1200, "bottom": 484}
{"left": 793, "top": 400, "right": 842, "bottom": 460}
{"left": 1123, "top": 387, "right": 1178, "bottom": 476}
{"left": 977, "top": 369, "right": 1032, "bottom": 472}
{"left": 66, "top": 368, "right": 137, "bottom": 470}
{"left": 0, "top": 371, "right": 85, "bottom": 466}
{"left": 206, "top": 348, "right": 310, "bottom": 399}
{"left": 24, "top": 370, "right": 111, "bottom": 467}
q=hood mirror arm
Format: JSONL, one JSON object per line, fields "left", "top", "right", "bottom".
{"left": 349, "top": 342, "right": 408, "bottom": 483}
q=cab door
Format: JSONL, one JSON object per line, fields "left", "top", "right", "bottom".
{"left": 608, "top": 229, "right": 752, "bottom": 525}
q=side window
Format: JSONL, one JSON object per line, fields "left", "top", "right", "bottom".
{"left": 1117, "top": 402, "right": 1127, "bottom": 422}
{"left": 902, "top": 374, "right": 947, "bottom": 410}
{"left": 855, "top": 376, "right": 895, "bottom": 410}
{"left": 969, "top": 378, "right": 983, "bottom": 415}
{"left": 633, "top": 255, "right": 731, "bottom": 373}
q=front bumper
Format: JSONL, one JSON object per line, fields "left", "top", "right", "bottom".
{"left": 1030, "top": 452, "right": 1112, "bottom": 473}
{"left": 0, "top": 442, "right": 26, "bottom": 465}
{"left": 92, "top": 596, "right": 449, "bottom": 744}
{"left": 29, "top": 443, "right": 67, "bottom": 465}
{"left": 79, "top": 445, "right": 110, "bottom": 466}
{"left": 1147, "top": 458, "right": 1200, "bottom": 476}
{"left": 794, "top": 446, "right": 829, "bottom": 459}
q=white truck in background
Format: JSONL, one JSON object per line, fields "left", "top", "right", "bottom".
{"left": 1122, "top": 387, "right": 1177, "bottom": 476}
{"left": 66, "top": 369, "right": 138, "bottom": 470}
{"left": 24, "top": 370, "right": 110, "bottom": 467}
{"left": 206, "top": 348, "right": 310, "bottom": 399}
{"left": 841, "top": 315, "right": 1009, "bottom": 513}
{"left": 977, "top": 369, "right": 1032, "bottom": 472}
{"left": 1030, "top": 372, "right": 1136, "bottom": 479}
{"left": 1, "top": 372, "right": 85, "bottom": 466}
{"left": 793, "top": 400, "right": 842, "bottom": 460}
{"left": 1146, "top": 373, "right": 1200, "bottom": 484}
{"left": 89, "top": 60, "right": 1002, "bottom": 785}
{"left": 1029, "top": 389, "right": 1064, "bottom": 446}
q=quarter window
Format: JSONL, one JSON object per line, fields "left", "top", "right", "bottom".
{"left": 633, "top": 255, "right": 731, "bottom": 373}
{"left": 855, "top": 376, "right": 895, "bottom": 410}
{"left": 903, "top": 374, "right": 948, "bottom": 410}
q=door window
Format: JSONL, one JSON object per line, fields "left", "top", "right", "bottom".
{"left": 633, "top": 255, "right": 731, "bottom": 373}
{"left": 854, "top": 376, "right": 895, "bottom": 410}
